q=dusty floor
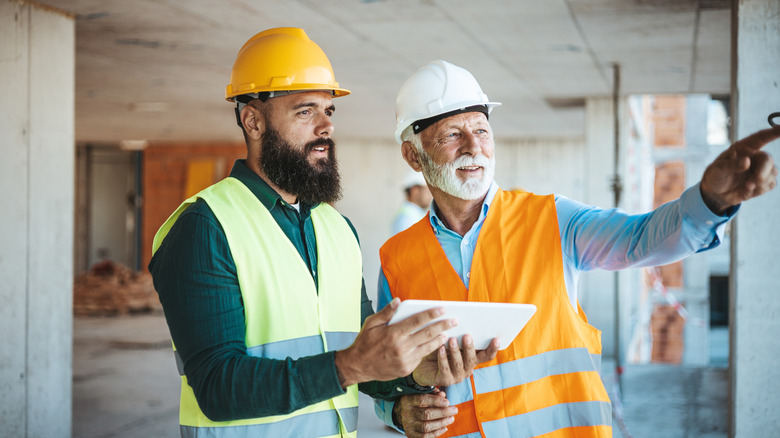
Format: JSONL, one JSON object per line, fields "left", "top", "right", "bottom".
{"left": 72, "top": 313, "right": 728, "bottom": 438}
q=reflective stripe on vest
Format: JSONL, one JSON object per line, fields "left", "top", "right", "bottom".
{"left": 380, "top": 189, "right": 611, "bottom": 438}
{"left": 153, "top": 177, "right": 361, "bottom": 438}
{"left": 481, "top": 401, "right": 611, "bottom": 437}
{"left": 180, "top": 407, "right": 359, "bottom": 438}
{"left": 446, "top": 348, "right": 602, "bottom": 405}
{"left": 248, "top": 331, "right": 357, "bottom": 360}
{"left": 450, "top": 433, "right": 483, "bottom": 438}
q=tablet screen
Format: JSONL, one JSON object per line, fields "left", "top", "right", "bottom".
{"left": 387, "top": 299, "right": 537, "bottom": 350}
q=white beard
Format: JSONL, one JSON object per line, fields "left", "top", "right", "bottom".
{"left": 419, "top": 151, "right": 495, "bottom": 200}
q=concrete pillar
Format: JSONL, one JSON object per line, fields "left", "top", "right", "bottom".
{"left": 730, "top": 0, "right": 780, "bottom": 435}
{"left": 681, "top": 94, "right": 713, "bottom": 366}
{"left": 582, "top": 97, "right": 629, "bottom": 359}
{"left": 0, "top": 2, "right": 75, "bottom": 437}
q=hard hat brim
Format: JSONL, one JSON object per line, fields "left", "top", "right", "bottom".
{"left": 226, "top": 86, "right": 350, "bottom": 102}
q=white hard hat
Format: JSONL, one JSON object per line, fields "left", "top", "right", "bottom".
{"left": 394, "top": 60, "right": 501, "bottom": 144}
{"left": 402, "top": 170, "right": 427, "bottom": 190}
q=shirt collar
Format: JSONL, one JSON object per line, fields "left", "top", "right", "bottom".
{"left": 429, "top": 181, "right": 499, "bottom": 233}
{"left": 228, "top": 159, "right": 316, "bottom": 216}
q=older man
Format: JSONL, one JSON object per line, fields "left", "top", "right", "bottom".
{"left": 377, "top": 60, "right": 779, "bottom": 437}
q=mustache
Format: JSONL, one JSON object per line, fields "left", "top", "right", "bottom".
{"left": 305, "top": 137, "right": 335, "bottom": 152}
{"left": 451, "top": 154, "right": 491, "bottom": 168}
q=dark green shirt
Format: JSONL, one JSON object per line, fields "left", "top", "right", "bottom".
{"left": 149, "top": 160, "right": 417, "bottom": 422}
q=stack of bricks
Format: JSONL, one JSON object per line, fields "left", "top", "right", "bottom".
{"left": 650, "top": 304, "right": 685, "bottom": 363}
{"left": 651, "top": 95, "right": 686, "bottom": 148}
{"left": 73, "top": 260, "right": 162, "bottom": 316}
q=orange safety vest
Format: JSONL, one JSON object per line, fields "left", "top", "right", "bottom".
{"left": 380, "top": 189, "right": 612, "bottom": 438}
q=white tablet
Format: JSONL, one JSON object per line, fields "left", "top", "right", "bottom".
{"left": 387, "top": 299, "right": 537, "bottom": 350}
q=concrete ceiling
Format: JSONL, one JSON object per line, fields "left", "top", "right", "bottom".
{"left": 39, "top": 0, "right": 732, "bottom": 143}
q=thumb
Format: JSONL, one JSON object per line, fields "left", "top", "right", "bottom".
{"left": 713, "top": 147, "right": 740, "bottom": 170}
{"left": 476, "top": 338, "right": 500, "bottom": 363}
{"left": 734, "top": 155, "right": 751, "bottom": 173}
{"left": 706, "top": 150, "right": 748, "bottom": 184}
{"left": 365, "top": 298, "right": 400, "bottom": 327}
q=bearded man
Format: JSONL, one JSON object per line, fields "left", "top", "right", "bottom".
{"left": 376, "top": 60, "right": 779, "bottom": 438}
{"left": 150, "top": 31, "right": 496, "bottom": 438}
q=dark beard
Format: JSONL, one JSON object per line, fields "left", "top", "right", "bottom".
{"left": 259, "top": 124, "right": 342, "bottom": 204}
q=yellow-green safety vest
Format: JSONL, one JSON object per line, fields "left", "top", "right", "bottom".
{"left": 153, "top": 177, "right": 362, "bottom": 438}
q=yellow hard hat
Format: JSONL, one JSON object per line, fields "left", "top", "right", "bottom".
{"left": 226, "top": 27, "right": 350, "bottom": 101}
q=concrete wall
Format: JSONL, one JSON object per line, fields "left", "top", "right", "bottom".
{"left": 0, "top": 2, "right": 75, "bottom": 437}
{"left": 730, "top": 0, "right": 780, "bottom": 435}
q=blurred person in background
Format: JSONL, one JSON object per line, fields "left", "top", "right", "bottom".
{"left": 392, "top": 171, "right": 433, "bottom": 235}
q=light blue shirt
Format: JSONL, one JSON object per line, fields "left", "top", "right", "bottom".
{"left": 374, "top": 181, "right": 734, "bottom": 429}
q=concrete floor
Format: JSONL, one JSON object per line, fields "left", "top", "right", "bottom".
{"left": 73, "top": 313, "right": 728, "bottom": 438}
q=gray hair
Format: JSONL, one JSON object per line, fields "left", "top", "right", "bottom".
{"left": 400, "top": 125, "right": 424, "bottom": 154}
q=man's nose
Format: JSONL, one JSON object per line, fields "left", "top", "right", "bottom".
{"left": 459, "top": 132, "right": 483, "bottom": 156}
{"left": 316, "top": 113, "right": 334, "bottom": 137}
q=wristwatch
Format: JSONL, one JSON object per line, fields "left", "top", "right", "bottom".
{"left": 404, "top": 373, "right": 434, "bottom": 392}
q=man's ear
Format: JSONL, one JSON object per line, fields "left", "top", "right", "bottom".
{"left": 401, "top": 141, "right": 424, "bottom": 172}
{"left": 240, "top": 105, "right": 265, "bottom": 140}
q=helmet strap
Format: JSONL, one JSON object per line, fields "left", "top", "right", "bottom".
{"left": 233, "top": 90, "right": 337, "bottom": 128}
{"left": 234, "top": 93, "right": 270, "bottom": 128}
{"left": 234, "top": 105, "right": 243, "bottom": 128}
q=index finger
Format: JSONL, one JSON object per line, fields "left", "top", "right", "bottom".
{"left": 390, "top": 307, "right": 447, "bottom": 334}
{"left": 457, "top": 335, "right": 478, "bottom": 370}
{"left": 735, "top": 126, "right": 780, "bottom": 151}
{"left": 409, "top": 392, "right": 451, "bottom": 408}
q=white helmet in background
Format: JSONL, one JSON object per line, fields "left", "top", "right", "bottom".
{"left": 402, "top": 170, "right": 427, "bottom": 190}
{"left": 394, "top": 60, "right": 501, "bottom": 144}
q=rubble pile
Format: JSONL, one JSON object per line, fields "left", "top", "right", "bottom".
{"left": 73, "top": 260, "right": 161, "bottom": 316}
